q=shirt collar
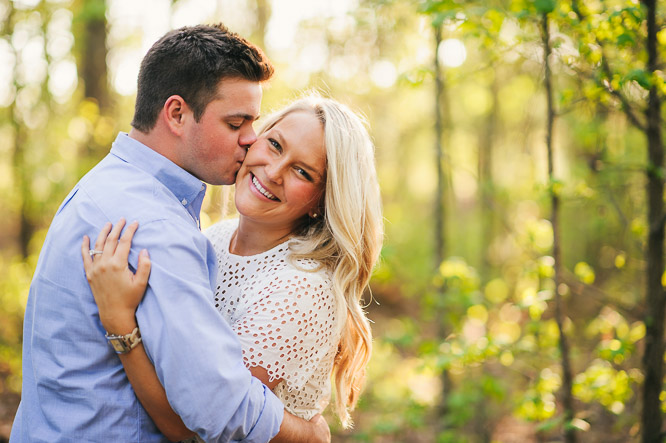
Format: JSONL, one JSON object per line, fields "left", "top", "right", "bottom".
{"left": 110, "top": 133, "right": 206, "bottom": 207}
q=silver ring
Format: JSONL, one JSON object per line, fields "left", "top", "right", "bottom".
{"left": 89, "top": 249, "right": 103, "bottom": 257}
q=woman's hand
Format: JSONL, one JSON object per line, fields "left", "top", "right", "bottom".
{"left": 81, "top": 218, "right": 151, "bottom": 335}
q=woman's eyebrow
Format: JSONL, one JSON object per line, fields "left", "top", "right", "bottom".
{"left": 273, "top": 128, "right": 325, "bottom": 181}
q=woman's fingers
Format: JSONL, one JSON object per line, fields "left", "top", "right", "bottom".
{"left": 116, "top": 221, "right": 138, "bottom": 261}
{"left": 93, "top": 222, "right": 113, "bottom": 252}
{"left": 81, "top": 235, "right": 93, "bottom": 274}
{"left": 86, "top": 219, "right": 145, "bottom": 280}
{"left": 103, "top": 218, "right": 126, "bottom": 256}
{"left": 134, "top": 249, "right": 151, "bottom": 288}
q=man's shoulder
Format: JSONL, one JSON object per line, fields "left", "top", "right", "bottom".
{"left": 81, "top": 155, "right": 160, "bottom": 200}
{"left": 77, "top": 154, "right": 188, "bottom": 222}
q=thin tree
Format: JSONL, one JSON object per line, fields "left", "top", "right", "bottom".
{"left": 433, "top": 19, "right": 452, "bottom": 437}
{"left": 7, "top": 3, "right": 32, "bottom": 258}
{"left": 478, "top": 71, "right": 499, "bottom": 279}
{"left": 540, "top": 10, "right": 577, "bottom": 443}
{"left": 251, "top": 0, "right": 271, "bottom": 52}
{"left": 570, "top": 2, "right": 665, "bottom": 439}
{"left": 639, "top": 1, "right": 665, "bottom": 441}
{"left": 74, "top": 0, "right": 110, "bottom": 110}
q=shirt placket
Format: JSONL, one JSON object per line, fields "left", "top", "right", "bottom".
{"left": 180, "top": 184, "right": 206, "bottom": 230}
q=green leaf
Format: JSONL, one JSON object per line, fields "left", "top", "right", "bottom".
{"left": 535, "top": 0, "right": 556, "bottom": 14}
{"left": 616, "top": 33, "right": 635, "bottom": 47}
{"left": 536, "top": 415, "right": 563, "bottom": 432}
{"left": 625, "top": 69, "right": 652, "bottom": 90}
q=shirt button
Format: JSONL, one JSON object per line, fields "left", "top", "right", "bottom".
{"left": 201, "top": 185, "right": 205, "bottom": 191}
{"left": 181, "top": 198, "right": 187, "bottom": 205}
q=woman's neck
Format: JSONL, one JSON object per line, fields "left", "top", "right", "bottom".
{"left": 230, "top": 216, "right": 295, "bottom": 256}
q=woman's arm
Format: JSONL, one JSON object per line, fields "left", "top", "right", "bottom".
{"left": 82, "top": 220, "right": 330, "bottom": 443}
{"left": 81, "top": 219, "right": 194, "bottom": 441}
{"left": 272, "top": 413, "right": 330, "bottom": 443}
{"left": 119, "top": 337, "right": 194, "bottom": 441}
{"left": 246, "top": 367, "right": 330, "bottom": 442}
{"left": 248, "top": 366, "right": 282, "bottom": 390}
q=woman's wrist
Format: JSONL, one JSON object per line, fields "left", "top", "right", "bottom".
{"left": 100, "top": 309, "right": 138, "bottom": 335}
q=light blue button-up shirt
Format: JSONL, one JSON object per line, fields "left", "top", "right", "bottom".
{"left": 10, "top": 133, "right": 284, "bottom": 442}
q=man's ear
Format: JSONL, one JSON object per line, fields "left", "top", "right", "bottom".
{"left": 162, "top": 95, "right": 190, "bottom": 135}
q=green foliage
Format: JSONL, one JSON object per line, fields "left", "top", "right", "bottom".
{"left": 0, "top": 255, "right": 36, "bottom": 394}
{"left": 1, "top": 0, "right": 664, "bottom": 441}
{"left": 535, "top": 0, "right": 556, "bottom": 14}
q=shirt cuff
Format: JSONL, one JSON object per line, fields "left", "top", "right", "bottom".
{"left": 235, "top": 380, "right": 284, "bottom": 443}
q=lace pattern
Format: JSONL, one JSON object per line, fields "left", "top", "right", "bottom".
{"left": 205, "top": 219, "right": 342, "bottom": 420}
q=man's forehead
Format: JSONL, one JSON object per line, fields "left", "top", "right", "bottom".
{"left": 215, "top": 78, "right": 262, "bottom": 117}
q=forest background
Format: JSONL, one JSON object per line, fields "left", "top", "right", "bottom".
{"left": 1, "top": 0, "right": 665, "bottom": 442}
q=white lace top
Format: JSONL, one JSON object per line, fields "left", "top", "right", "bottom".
{"left": 204, "top": 218, "right": 342, "bottom": 420}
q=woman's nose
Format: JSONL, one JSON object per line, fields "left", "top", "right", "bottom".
{"left": 265, "top": 162, "right": 284, "bottom": 184}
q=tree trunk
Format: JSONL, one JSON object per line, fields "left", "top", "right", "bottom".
{"left": 252, "top": 0, "right": 271, "bottom": 51}
{"left": 433, "top": 20, "right": 453, "bottom": 438}
{"left": 434, "top": 22, "right": 445, "bottom": 269}
{"left": 541, "top": 13, "right": 577, "bottom": 443}
{"left": 75, "top": 0, "right": 109, "bottom": 109}
{"left": 6, "top": 3, "right": 34, "bottom": 259}
{"left": 478, "top": 71, "right": 498, "bottom": 277}
{"left": 476, "top": 67, "right": 499, "bottom": 443}
{"left": 640, "top": 1, "right": 666, "bottom": 442}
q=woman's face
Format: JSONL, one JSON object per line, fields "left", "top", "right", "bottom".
{"left": 234, "top": 110, "right": 326, "bottom": 232}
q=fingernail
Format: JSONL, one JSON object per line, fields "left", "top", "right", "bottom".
{"left": 140, "top": 249, "right": 149, "bottom": 257}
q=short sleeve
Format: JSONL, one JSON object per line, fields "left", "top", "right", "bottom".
{"left": 232, "top": 269, "right": 339, "bottom": 392}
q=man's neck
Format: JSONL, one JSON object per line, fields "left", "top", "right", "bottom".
{"left": 129, "top": 128, "right": 180, "bottom": 168}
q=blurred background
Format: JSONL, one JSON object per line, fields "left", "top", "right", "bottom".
{"left": 1, "top": 0, "right": 665, "bottom": 442}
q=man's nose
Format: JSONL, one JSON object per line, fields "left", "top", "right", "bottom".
{"left": 239, "top": 127, "right": 257, "bottom": 149}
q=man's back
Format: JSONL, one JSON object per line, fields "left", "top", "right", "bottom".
{"left": 11, "top": 133, "right": 282, "bottom": 442}
{"left": 10, "top": 135, "right": 200, "bottom": 442}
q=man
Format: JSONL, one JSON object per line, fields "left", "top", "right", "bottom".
{"left": 10, "top": 23, "right": 329, "bottom": 442}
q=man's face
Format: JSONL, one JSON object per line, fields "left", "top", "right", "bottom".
{"left": 181, "top": 78, "right": 262, "bottom": 185}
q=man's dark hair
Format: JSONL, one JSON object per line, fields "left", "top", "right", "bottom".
{"left": 131, "top": 23, "right": 274, "bottom": 132}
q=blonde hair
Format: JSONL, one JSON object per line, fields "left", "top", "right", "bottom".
{"left": 256, "top": 95, "right": 383, "bottom": 427}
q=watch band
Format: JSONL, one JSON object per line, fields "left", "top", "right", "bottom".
{"left": 105, "top": 327, "right": 142, "bottom": 354}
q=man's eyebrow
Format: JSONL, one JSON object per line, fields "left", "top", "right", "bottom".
{"left": 226, "top": 112, "right": 260, "bottom": 121}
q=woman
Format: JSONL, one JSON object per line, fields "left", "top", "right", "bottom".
{"left": 81, "top": 95, "right": 383, "bottom": 438}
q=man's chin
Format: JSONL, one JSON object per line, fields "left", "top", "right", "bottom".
{"left": 203, "top": 173, "right": 237, "bottom": 187}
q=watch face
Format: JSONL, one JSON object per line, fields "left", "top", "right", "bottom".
{"left": 110, "top": 338, "right": 129, "bottom": 353}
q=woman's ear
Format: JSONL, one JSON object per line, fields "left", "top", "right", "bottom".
{"left": 309, "top": 193, "right": 326, "bottom": 219}
{"left": 162, "top": 95, "right": 190, "bottom": 135}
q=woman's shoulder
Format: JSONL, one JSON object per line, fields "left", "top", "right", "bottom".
{"left": 264, "top": 258, "right": 335, "bottom": 308}
{"left": 276, "top": 254, "right": 331, "bottom": 286}
{"left": 204, "top": 218, "right": 238, "bottom": 243}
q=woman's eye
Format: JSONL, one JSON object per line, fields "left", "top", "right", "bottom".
{"left": 296, "top": 168, "right": 312, "bottom": 181}
{"left": 269, "top": 139, "right": 282, "bottom": 152}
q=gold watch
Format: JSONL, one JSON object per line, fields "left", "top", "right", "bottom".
{"left": 105, "top": 327, "right": 142, "bottom": 354}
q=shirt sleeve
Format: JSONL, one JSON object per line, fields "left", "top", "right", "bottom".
{"left": 132, "top": 218, "right": 284, "bottom": 443}
{"left": 232, "top": 268, "right": 339, "bottom": 392}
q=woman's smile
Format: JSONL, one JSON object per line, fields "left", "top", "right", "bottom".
{"left": 234, "top": 110, "right": 326, "bottom": 232}
{"left": 250, "top": 173, "right": 280, "bottom": 201}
